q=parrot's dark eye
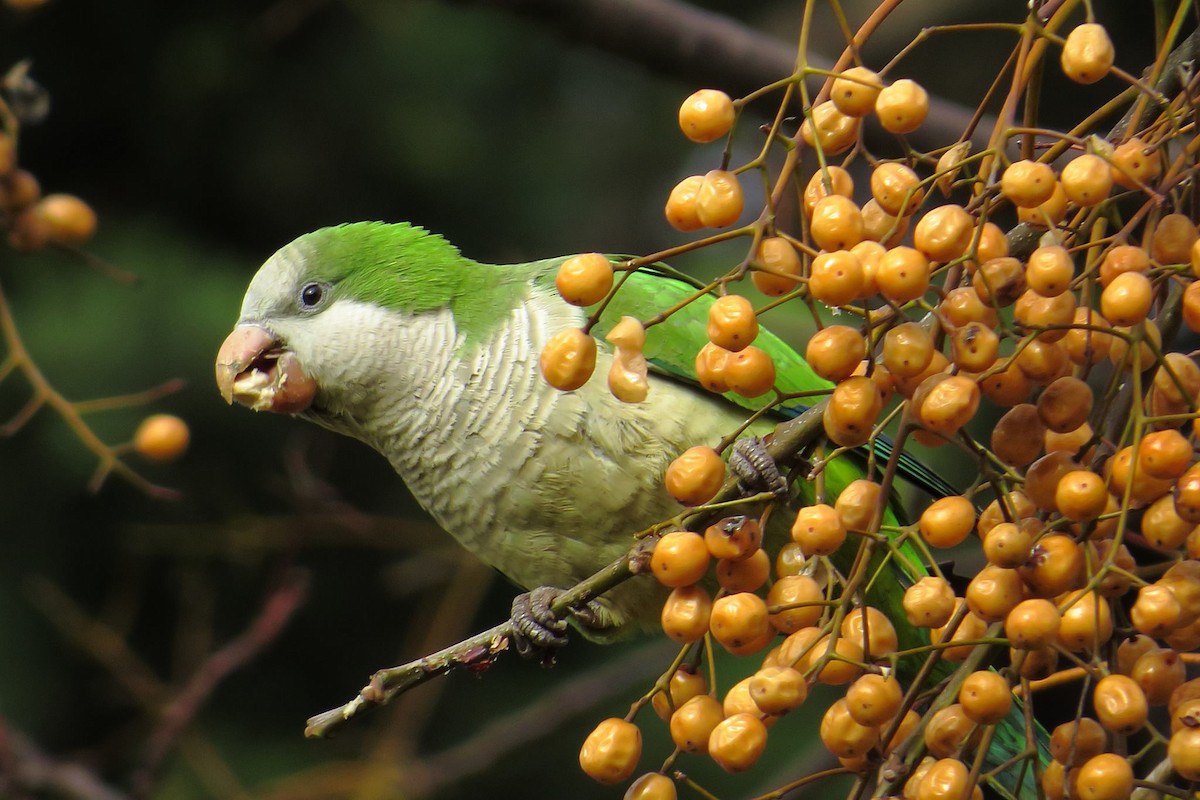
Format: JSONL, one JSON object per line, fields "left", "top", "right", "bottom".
{"left": 299, "top": 283, "right": 325, "bottom": 309}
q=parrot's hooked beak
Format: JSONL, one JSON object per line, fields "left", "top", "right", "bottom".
{"left": 215, "top": 324, "right": 317, "bottom": 414}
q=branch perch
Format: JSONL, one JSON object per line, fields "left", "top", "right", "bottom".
{"left": 304, "top": 403, "right": 826, "bottom": 738}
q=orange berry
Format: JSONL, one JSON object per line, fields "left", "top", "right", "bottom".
{"left": 709, "top": 592, "right": 771, "bottom": 653}
{"left": 540, "top": 328, "right": 597, "bottom": 391}
{"left": 972, "top": 256, "right": 1026, "bottom": 307}
{"left": 932, "top": 603, "right": 989, "bottom": 661}
{"left": 748, "top": 665, "right": 808, "bottom": 714}
{"left": 924, "top": 705, "right": 977, "bottom": 758}
{"left": 1001, "top": 160, "right": 1056, "bottom": 208}
{"left": 651, "top": 666, "right": 708, "bottom": 721}
{"left": 934, "top": 141, "right": 970, "bottom": 197}
{"left": 1018, "top": 180, "right": 1069, "bottom": 227}
{"left": 660, "top": 584, "right": 713, "bottom": 643}
{"left": 579, "top": 717, "right": 642, "bottom": 784}
{"left": 650, "top": 530, "right": 710, "bottom": 587}
{"left": 918, "top": 757, "right": 972, "bottom": 800}
{"left": 941, "top": 286, "right": 999, "bottom": 328}
{"left": 841, "top": 605, "right": 898, "bottom": 658}
{"left": 0, "top": 167, "right": 40, "bottom": 214}
{"left": 1139, "top": 429, "right": 1193, "bottom": 481}
{"left": 1093, "top": 673, "right": 1148, "bottom": 734}
{"left": 1170, "top": 726, "right": 1200, "bottom": 781}
{"left": 804, "top": 324, "right": 865, "bottom": 382}
{"left": 860, "top": 199, "right": 908, "bottom": 247}
{"left": 882, "top": 321, "right": 934, "bottom": 378}
{"left": 1060, "top": 153, "right": 1113, "bottom": 206}
{"left": 834, "top": 479, "right": 881, "bottom": 532}
{"left": 133, "top": 414, "right": 190, "bottom": 462}
{"left": 1037, "top": 376, "right": 1093, "bottom": 434}
{"left": 1050, "top": 717, "right": 1107, "bottom": 767}
{"left": 624, "top": 773, "right": 677, "bottom": 800}
{"left": 913, "top": 203, "right": 974, "bottom": 262}
{"left": 669, "top": 694, "right": 722, "bottom": 754}
{"left": 664, "top": 447, "right": 725, "bottom": 506}
{"left": 1151, "top": 212, "right": 1197, "bottom": 264}
{"left": 1019, "top": 532, "right": 1085, "bottom": 596}
{"left": 790, "top": 503, "right": 846, "bottom": 556}
{"left": 903, "top": 575, "right": 957, "bottom": 628}
{"left": 875, "top": 246, "right": 930, "bottom": 303}
{"left": 707, "top": 713, "right": 768, "bottom": 772}
{"left": 555, "top": 253, "right": 613, "bottom": 306}
{"left": 823, "top": 375, "right": 882, "bottom": 448}
{"left": 966, "top": 564, "right": 1024, "bottom": 622}
{"left": 1025, "top": 245, "right": 1075, "bottom": 297}
{"left": 1131, "top": 646, "right": 1186, "bottom": 706}
{"left": 830, "top": 66, "right": 883, "bottom": 117}
{"left": 1075, "top": 753, "right": 1131, "bottom": 800}
{"left": 715, "top": 549, "right": 770, "bottom": 596}
{"left": 803, "top": 166, "right": 855, "bottom": 217}
{"left": 845, "top": 673, "right": 902, "bottom": 727}
{"left": 1061, "top": 23, "right": 1115, "bottom": 84}
{"left": 983, "top": 521, "right": 1036, "bottom": 569}
{"left": 678, "top": 88, "right": 735, "bottom": 143}
{"left": 1141, "top": 493, "right": 1194, "bottom": 550}
{"left": 810, "top": 195, "right": 865, "bottom": 252}
{"left": 704, "top": 514, "right": 761, "bottom": 561}
{"left": 1055, "top": 470, "right": 1109, "bottom": 522}
{"left": 874, "top": 78, "right": 929, "bottom": 134}
{"left": 1005, "top": 598, "right": 1061, "bottom": 649}
{"left": 1185, "top": 280, "right": 1200, "bottom": 332}
{"left": 1099, "top": 244, "right": 1150, "bottom": 286}
{"left": 665, "top": 175, "right": 705, "bottom": 231}
{"left": 725, "top": 346, "right": 776, "bottom": 398}
{"left": 767, "top": 574, "right": 824, "bottom": 633}
{"left": 1063, "top": 307, "right": 1113, "bottom": 365}
{"left": 919, "top": 495, "right": 976, "bottom": 548}
{"left": 958, "top": 670, "right": 1012, "bottom": 725}
{"left": 990, "top": 404, "right": 1044, "bottom": 467}
{"left": 752, "top": 236, "right": 802, "bottom": 296}
{"left": 706, "top": 294, "right": 758, "bottom": 351}
{"left": 809, "top": 249, "right": 865, "bottom": 307}
{"left": 950, "top": 321, "right": 998, "bottom": 372}
{"left": 800, "top": 100, "right": 860, "bottom": 156}
{"left": 1110, "top": 137, "right": 1160, "bottom": 190}
{"left": 819, "top": 698, "right": 879, "bottom": 758}
{"left": 1131, "top": 583, "right": 1183, "bottom": 638}
{"left": 916, "top": 374, "right": 980, "bottom": 437}
{"left": 1100, "top": 271, "right": 1153, "bottom": 326}
{"left": 31, "top": 194, "right": 97, "bottom": 246}
{"left": 870, "top": 161, "right": 924, "bottom": 216}
{"left": 804, "top": 634, "right": 865, "bottom": 685}
{"left": 696, "top": 169, "right": 744, "bottom": 228}
{"left": 1057, "top": 590, "right": 1113, "bottom": 652}
{"left": 694, "top": 342, "right": 732, "bottom": 393}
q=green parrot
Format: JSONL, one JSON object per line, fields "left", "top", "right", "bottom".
{"left": 215, "top": 221, "right": 1045, "bottom": 796}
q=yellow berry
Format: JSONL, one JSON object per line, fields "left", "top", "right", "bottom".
{"left": 650, "top": 530, "right": 710, "bottom": 587}
{"left": 958, "top": 670, "right": 1012, "bottom": 725}
{"left": 696, "top": 169, "right": 744, "bottom": 228}
{"left": 669, "top": 694, "right": 722, "bottom": 754}
{"left": 660, "top": 584, "right": 713, "bottom": 643}
{"left": 1060, "top": 153, "right": 1113, "bottom": 206}
{"left": 664, "top": 447, "right": 725, "bottom": 505}
{"left": 133, "top": 414, "right": 190, "bottom": 462}
{"left": 678, "top": 89, "right": 735, "bottom": 143}
{"left": 624, "top": 772, "right": 677, "bottom": 800}
{"left": 32, "top": 193, "right": 97, "bottom": 246}
{"left": 870, "top": 161, "right": 924, "bottom": 216}
{"left": 809, "top": 249, "right": 865, "bottom": 307}
{"left": 665, "top": 175, "right": 705, "bottom": 231}
{"left": 725, "top": 346, "right": 776, "bottom": 398}
{"left": 707, "top": 713, "right": 768, "bottom": 773}
{"left": 752, "top": 236, "right": 802, "bottom": 296}
{"left": 1061, "top": 23, "right": 1115, "bottom": 84}
{"left": 800, "top": 100, "right": 860, "bottom": 155}
{"left": 579, "top": 717, "right": 641, "bottom": 784}
{"left": 810, "top": 195, "right": 865, "bottom": 252}
{"left": 540, "top": 328, "right": 597, "bottom": 391}
{"left": 875, "top": 246, "right": 931, "bottom": 303}
{"left": 830, "top": 66, "right": 883, "bottom": 117}
{"left": 1001, "top": 159, "right": 1057, "bottom": 208}
{"left": 556, "top": 253, "right": 614, "bottom": 306}
{"left": 1110, "top": 137, "right": 1160, "bottom": 190}
{"left": 874, "top": 78, "right": 929, "bottom": 134}
{"left": 707, "top": 294, "right": 758, "bottom": 352}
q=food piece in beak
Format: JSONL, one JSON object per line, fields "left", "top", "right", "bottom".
{"left": 215, "top": 325, "right": 317, "bottom": 414}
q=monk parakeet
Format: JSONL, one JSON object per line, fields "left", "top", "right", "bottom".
{"left": 215, "top": 222, "right": 1045, "bottom": 795}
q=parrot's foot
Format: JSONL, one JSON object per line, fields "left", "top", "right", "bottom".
{"left": 509, "top": 587, "right": 622, "bottom": 664}
{"left": 730, "top": 437, "right": 788, "bottom": 497}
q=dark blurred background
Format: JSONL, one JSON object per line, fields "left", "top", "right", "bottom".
{"left": 0, "top": 1, "right": 1164, "bottom": 798}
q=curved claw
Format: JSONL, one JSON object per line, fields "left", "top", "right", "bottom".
{"left": 510, "top": 587, "right": 570, "bottom": 663}
{"left": 730, "top": 436, "right": 789, "bottom": 496}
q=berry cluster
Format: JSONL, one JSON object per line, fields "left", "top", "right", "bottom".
{"left": 539, "top": 5, "right": 1200, "bottom": 799}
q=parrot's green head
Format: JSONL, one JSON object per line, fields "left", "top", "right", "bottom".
{"left": 215, "top": 221, "right": 515, "bottom": 425}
